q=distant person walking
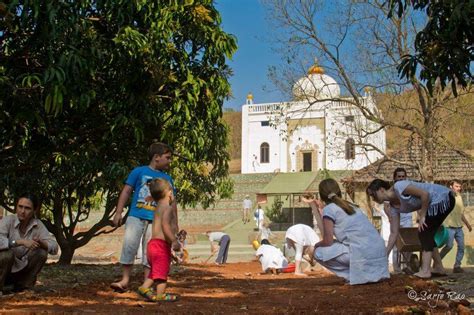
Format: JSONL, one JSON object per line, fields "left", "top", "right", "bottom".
{"left": 254, "top": 204, "right": 265, "bottom": 231}
{"left": 439, "top": 180, "right": 472, "bottom": 273}
{"left": 242, "top": 195, "right": 252, "bottom": 224}
{"left": 206, "top": 231, "right": 231, "bottom": 265}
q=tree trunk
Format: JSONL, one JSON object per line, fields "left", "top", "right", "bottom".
{"left": 58, "top": 243, "right": 76, "bottom": 265}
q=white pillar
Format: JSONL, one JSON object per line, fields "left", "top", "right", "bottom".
{"left": 241, "top": 104, "right": 250, "bottom": 173}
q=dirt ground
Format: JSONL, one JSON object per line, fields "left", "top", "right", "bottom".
{"left": 0, "top": 261, "right": 471, "bottom": 314}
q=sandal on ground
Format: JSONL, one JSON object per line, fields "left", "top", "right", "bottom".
{"left": 156, "top": 293, "right": 180, "bottom": 302}
{"left": 110, "top": 282, "right": 128, "bottom": 293}
{"left": 413, "top": 273, "right": 431, "bottom": 280}
{"left": 137, "top": 287, "right": 158, "bottom": 302}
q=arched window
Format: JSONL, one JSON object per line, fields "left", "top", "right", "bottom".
{"left": 345, "top": 138, "right": 355, "bottom": 160}
{"left": 260, "top": 142, "right": 270, "bottom": 163}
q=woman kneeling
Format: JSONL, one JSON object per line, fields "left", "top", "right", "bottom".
{"left": 305, "top": 179, "right": 389, "bottom": 285}
{"left": 0, "top": 194, "right": 58, "bottom": 293}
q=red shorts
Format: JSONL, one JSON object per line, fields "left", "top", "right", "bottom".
{"left": 147, "top": 238, "right": 171, "bottom": 281}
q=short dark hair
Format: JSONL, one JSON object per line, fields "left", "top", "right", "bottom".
{"left": 148, "top": 142, "right": 172, "bottom": 161}
{"left": 392, "top": 167, "right": 407, "bottom": 180}
{"left": 16, "top": 193, "right": 40, "bottom": 211}
{"left": 366, "top": 179, "right": 391, "bottom": 197}
{"left": 449, "top": 179, "right": 462, "bottom": 186}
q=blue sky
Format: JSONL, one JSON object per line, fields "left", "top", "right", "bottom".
{"left": 216, "top": 0, "right": 285, "bottom": 111}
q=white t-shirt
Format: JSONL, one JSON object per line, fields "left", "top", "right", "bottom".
{"left": 208, "top": 232, "right": 226, "bottom": 242}
{"left": 243, "top": 198, "right": 252, "bottom": 209}
{"left": 285, "top": 224, "right": 320, "bottom": 261}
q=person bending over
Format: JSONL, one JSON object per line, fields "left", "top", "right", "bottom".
{"left": 367, "top": 178, "right": 455, "bottom": 279}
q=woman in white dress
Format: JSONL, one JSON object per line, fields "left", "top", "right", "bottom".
{"left": 285, "top": 224, "right": 320, "bottom": 276}
{"left": 304, "top": 179, "right": 389, "bottom": 285}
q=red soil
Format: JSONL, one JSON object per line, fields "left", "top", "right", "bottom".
{"left": 0, "top": 261, "right": 461, "bottom": 314}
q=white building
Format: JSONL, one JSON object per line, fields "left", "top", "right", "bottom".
{"left": 241, "top": 64, "right": 386, "bottom": 174}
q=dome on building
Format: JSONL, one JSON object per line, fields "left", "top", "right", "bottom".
{"left": 292, "top": 64, "right": 340, "bottom": 101}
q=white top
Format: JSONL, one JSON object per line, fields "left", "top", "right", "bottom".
{"left": 285, "top": 224, "right": 320, "bottom": 261}
{"left": 256, "top": 244, "right": 288, "bottom": 272}
{"left": 243, "top": 198, "right": 252, "bottom": 209}
{"left": 208, "top": 232, "right": 226, "bottom": 242}
{"left": 378, "top": 204, "right": 391, "bottom": 242}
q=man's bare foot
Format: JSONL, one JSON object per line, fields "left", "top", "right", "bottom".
{"left": 413, "top": 271, "right": 431, "bottom": 279}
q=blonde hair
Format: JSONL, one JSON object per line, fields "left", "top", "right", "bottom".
{"left": 318, "top": 178, "right": 355, "bottom": 215}
{"left": 148, "top": 178, "right": 172, "bottom": 202}
{"left": 262, "top": 218, "right": 271, "bottom": 228}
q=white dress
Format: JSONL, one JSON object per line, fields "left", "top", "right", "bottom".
{"left": 256, "top": 244, "right": 288, "bottom": 272}
{"left": 314, "top": 204, "right": 389, "bottom": 285}
{"left": 285, "top": 224, "right": 320, "bottom": 262}
{"left": 378, "top": 203, "right": 392, "bottom": 264}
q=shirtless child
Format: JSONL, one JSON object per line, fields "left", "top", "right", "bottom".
{"left": 137, "top": 178, "right": 180, "bottom": 302}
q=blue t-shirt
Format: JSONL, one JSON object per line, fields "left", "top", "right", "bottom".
{"left": 125, "top": 166, "right": 176, "bottom": 221}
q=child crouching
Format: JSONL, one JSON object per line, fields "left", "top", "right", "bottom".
{"left": 137, "top": 178, "right": 180, "bottom": 302}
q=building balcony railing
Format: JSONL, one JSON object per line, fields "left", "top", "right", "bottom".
{"left": 246, "top": 98, "right": 368, "bottom": 114}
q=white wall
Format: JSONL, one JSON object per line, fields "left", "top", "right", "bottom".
{"left": 241, "top": 97, "right": 385, "bottom": 173}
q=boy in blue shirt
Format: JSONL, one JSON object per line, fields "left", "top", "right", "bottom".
{"left": 110, "top": 142, "right": 176, "bottom": 292}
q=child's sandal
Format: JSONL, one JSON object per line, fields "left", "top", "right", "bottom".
{"left": 137, "top": 287, "right": 157, "bottom": 302}
{"left": 156, "top": 293, "right": 180, "bottom": 302}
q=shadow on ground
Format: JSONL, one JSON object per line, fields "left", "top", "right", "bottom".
{"left": 1, "top": 262, "right": 472, "bottom": 314}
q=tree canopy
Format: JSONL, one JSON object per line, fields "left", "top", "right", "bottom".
{"left": 387, "top": 0, "right": 473, "bottom": 95}
{"left": 0, "top": 0, "right": 237, "bottom": 263}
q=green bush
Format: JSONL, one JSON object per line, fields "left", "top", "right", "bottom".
{"left": 266, "top": 197, "right": 287, "bottom": 223}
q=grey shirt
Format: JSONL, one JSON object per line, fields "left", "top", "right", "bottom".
{"left": 208, "top": 232, "right": 226, "bottom": 242}
{"left": 0, "top": 215, "right": 58, "bottom": 272}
